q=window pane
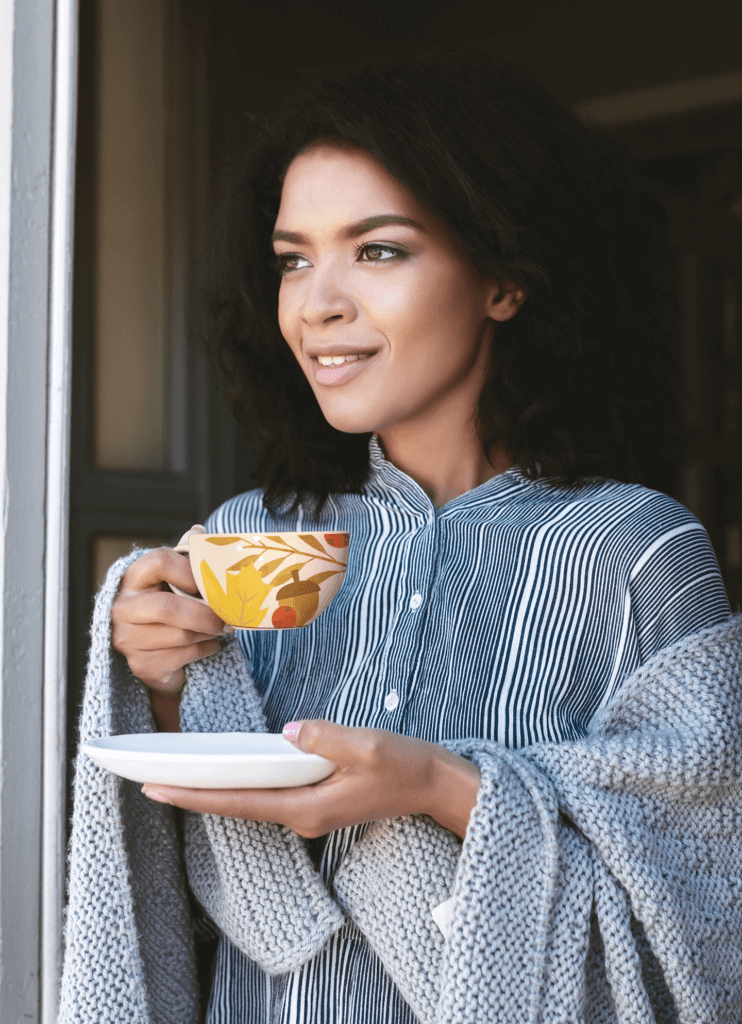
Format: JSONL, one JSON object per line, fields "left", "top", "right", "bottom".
{"left": 91, "top": 533, "right": 172, "bottom": 592}
{"left": 93, "top": 0, "right": 167, "bottom": 470}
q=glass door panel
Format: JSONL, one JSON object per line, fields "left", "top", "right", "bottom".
{"left": 93, "top": 0, "right": 168, "bottom": 471}
{"left": 90, "top": 533, "right": 173, "bottom": 592}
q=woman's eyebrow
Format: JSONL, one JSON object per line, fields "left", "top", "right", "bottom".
{"left": 271, "top": 214, "right": 423, "bottom": 244}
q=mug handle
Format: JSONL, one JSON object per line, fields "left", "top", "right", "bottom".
{"left": 169, "top": 542, "right": 208, "bottom": 605}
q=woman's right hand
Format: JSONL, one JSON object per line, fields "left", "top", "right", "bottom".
{"left": 111, "top": 529, "right": 231, "bottom": 728}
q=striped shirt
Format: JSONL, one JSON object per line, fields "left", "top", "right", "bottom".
{"left": 204, "top": 437, "right": 730, "bottom": 1023}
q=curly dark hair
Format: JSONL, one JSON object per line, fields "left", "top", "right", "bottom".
{"left": 206, "top": 45, "right": 677, "bottom": 515}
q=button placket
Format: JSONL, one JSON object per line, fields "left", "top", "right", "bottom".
{"left": 401, "top": 518, "right": 448, "bottom": 731}
{"left": 376, "top": 518, "right": 437, "bottom": 723}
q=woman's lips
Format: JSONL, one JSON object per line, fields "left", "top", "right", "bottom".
{"left": 312, "top": 352, "right": 378, "bottom": 385}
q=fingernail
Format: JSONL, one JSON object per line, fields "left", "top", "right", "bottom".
{"left": 142, "top": 786, "right": 171, "bottom": 804}
{"left": 222, "top": 624, "right": 236, "bottom": 634}
{"left": 282, "top": 721, "right": 303, "bottom": 744}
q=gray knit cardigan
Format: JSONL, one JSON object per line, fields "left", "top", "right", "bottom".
{"left": 59, "top": 552, "right": 742, "bottom": 1024}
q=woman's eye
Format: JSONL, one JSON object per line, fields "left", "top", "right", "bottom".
{"left": 355, "top": 243, "right": 403, "bottom": 262}
{"left": 276, "top": 244, "right": 405, "bottom": 273}
{"left": 277, "top": 253, "right": 311, "bottom": 273}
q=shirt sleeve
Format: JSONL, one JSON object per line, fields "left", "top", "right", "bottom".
{"left": 628, "top": 517, "right": 731, "bottom": 663}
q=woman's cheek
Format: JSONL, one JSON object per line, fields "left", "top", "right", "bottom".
{"left": 277, "top": 312, "right": 303, "bottom": 366}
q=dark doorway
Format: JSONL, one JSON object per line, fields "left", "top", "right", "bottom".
{"left": 67, "top": 1, "right": 742, "bottom": 823}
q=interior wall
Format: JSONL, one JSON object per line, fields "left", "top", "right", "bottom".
{"left": 422, "top": 0, "right": 742, "bottom": 102}
{"left": 204, "top": 0, "right": 742, "bottom": 142}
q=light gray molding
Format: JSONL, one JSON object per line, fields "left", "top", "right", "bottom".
{"left": 42, "top": 0, "right": 78, "bottom": 1020}
{"left": 577, "top": 69, "right": 742, "bottom": 126}
{"left": 0, "top": 0, "right": 60, "bottom": 1022}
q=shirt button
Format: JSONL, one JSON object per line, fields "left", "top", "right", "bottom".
{"left": 384, "top": 691, "right": 400, "bottom": 712}
{"left": 409, "top": 593, "right": 423, "bottom": 611}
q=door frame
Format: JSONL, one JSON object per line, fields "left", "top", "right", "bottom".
{"left": 0, "top": 0, "right": 77, "bottom": 1021}
{"left": 1, "top": 11, "right": 740, "bottom": 1019}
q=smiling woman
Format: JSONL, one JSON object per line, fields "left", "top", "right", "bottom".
{"left": 272, "top": 144, "right": 523, "bottom": 504}
{"left": 59, "top": 44, "right": 740, "bottom": 1024}
{"left": 207, "top": 48, "right": 679, "bottom": 517}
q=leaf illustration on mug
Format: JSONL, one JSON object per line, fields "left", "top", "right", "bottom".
{"left": 255, "top": 557, "right": 286, "bottom": 579}
{"left": 299, "top": 533, "right": 327, "bottom": 554}
{"left": 308, "top": 570, "right": 342, "bottom": 584}
{"left": 199, "top": 562, "right": 231, "bottom": 622}
{"left": 201, "top": 560, "right": 270, "bottom": 628}
{"left": 233, "top": 565, "right": 271, "bottom": 621}
{"left": 206, "top": 536, "right": 241, "bottom": 546}
{"left": 266, "top": 535, "right": 285, "bottom": 544}
{"left": 271, "top": 562, "right": 309, "bottom": 587}
{"left": 226, "top": 553, "right": 259, "bottom": 572}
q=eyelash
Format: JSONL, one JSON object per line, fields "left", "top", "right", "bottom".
{"left": 275, "top": 242, "right": 406, "bottom": 274}
{"left": 352, "top": 242, "right": 403, "bottom": 262}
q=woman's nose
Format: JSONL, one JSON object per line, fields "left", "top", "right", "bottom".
{"left": 299, "top": 264, "right": 357, "bottom": 327}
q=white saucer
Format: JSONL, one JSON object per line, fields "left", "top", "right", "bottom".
{"left": 82, "top": 732, "right": 335, "bottom": 789}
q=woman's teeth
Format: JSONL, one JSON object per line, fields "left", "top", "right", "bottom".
{"left": 316, "top": 354, "right": 366, "bottom": 366}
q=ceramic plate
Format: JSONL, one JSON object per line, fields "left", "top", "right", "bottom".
{"left": 82, "top": 732, "right": 335, "bottom": 789}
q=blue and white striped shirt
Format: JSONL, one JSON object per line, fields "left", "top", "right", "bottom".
{"left": 204, "top": 437, "right": 730, "bottom": 1023}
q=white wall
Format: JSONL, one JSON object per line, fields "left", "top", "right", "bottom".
{"left": 0, "top": 1, "right": 76, "bottom": 1021}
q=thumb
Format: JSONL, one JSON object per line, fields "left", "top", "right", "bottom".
{"left": 176, "top": 523, "right": 206, "bottom": 547}
{"left": 282, "top": 719, "right": 358, "bottom": 762}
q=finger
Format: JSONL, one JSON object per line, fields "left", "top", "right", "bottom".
{"left": 125, "top": 638, "right": 222, "bottom": 686}
{"left": 176, "top": 523, "right": 206, "bottom": 547}
{"left": 118, "top": 623, "right": 228, "bottom": 651}
{"left": 115, "top": 589, "right": 227, "bottom": 636}
{"left": 121, "top": 547, "right": 201, "bottom": 595}
{"left": 141, "top": 783, "right": 307, "bottom": 822}
{"left": 283, "top": 719, "right": 379, "bottom": 765}
{"left": 141, "top": 777, "right": 363, "bottom": 837}
{"left": 149, "top": 668, "right": 185, "bottom": 695}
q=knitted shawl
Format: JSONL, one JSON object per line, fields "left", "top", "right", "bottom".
{"left": 58, "top": 552, "right": 742, "bottom": 1024}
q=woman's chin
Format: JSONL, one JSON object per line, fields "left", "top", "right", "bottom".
{"left": 320, "top": 411, "right": 380, "bottom": 435}
{"left": 313, "top": 395, "right": 385, "bottom": 436}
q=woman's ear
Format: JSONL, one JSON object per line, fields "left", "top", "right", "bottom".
{"left": 487, "top": 280, "right": 526, "bottom": 322}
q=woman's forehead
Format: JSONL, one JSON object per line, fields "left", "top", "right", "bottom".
{"left": 275, "top": 144, "right": 428, "bottom": 236}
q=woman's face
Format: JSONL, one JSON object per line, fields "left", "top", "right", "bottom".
{"left": 273, "top": 144, "right": 522, "bottom": 437}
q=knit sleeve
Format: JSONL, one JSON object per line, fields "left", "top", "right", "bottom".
{"left": 60, "top": 550, "right": 202, "bottom": 1024}
{"left": 332, "top": 748, "right": 588, "bottom": 1024}
{"left": 179, "top": 641, "right": 346, "bottom": 974}
{"left": 60, "top": 547, "right": 345, "bottom": 1024}
{"left": 333, "top": 617, "right": 742, "bottom": 1024}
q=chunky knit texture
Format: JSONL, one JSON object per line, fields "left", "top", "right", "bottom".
{"left": 59, "top": 553, "right": 344, "bottom": 1024}
{"left": 179, "top": 642, "right": 346, "bottom": 970}
{"left": 60, "top": 551, "right": 742, "bottom": 1024}
{"left": 333, "top": 614, "right": 742, "bottom": 1024}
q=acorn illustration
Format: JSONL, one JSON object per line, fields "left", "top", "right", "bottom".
{"left": 324, "top": 532, "right": 349, "bottom": 548}
{"left": 273, "top": 569, "right": 320, "bottom": 628}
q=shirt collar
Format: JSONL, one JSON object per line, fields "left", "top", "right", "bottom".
{"left": 365, "top": 434, "right": 531, "bottom": 515}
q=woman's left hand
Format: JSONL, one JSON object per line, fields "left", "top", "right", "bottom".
{"left": 142, "top": 721, "right": 481, "bottom": 840}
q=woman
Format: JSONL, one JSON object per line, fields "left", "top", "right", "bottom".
{"left": 62, "top": 48, "right": 739, "bottom": 1024}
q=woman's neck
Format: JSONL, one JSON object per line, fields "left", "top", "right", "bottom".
{"left": 376, "top": 418, "right": 512, "bottom": 508}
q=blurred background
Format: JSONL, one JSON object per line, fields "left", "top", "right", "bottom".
{"left": 69, "top": 0, "right": 742, "bottom": 770}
